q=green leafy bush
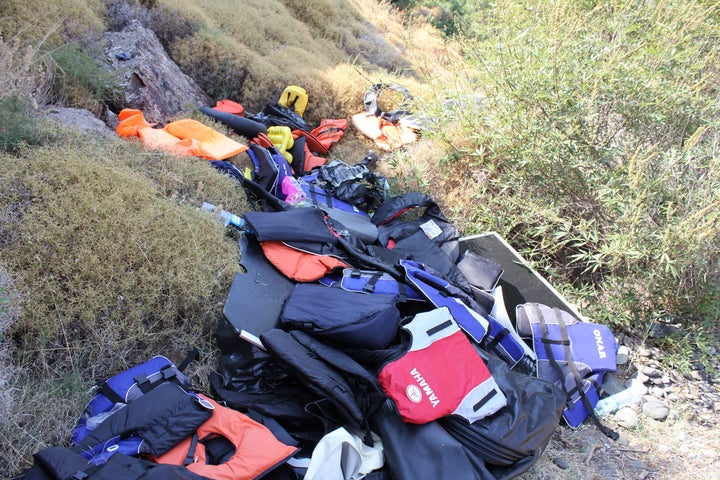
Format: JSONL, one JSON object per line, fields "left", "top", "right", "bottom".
{"left": 0, "top": 95, "right": 53, "bottom": 153}
{"left": 414, "top": 0, "right": 720, "bottom": 330}
{"left": 50, "top": 42, "right": 121, "bottom": 107}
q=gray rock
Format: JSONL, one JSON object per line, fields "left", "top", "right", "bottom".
{"left": 666, "top": 392, "right": 680, "bottom": 402}
{"left": 43, "top": 107, "right": 115, "bottom": 138}
{"left": 651, "top": 377, "right": 666, "bottom": 386}
{"left": 103, "top": 20, "right": 211, "bottom": 123}
{"left": 651, "top": 386, "right": 666, "bottom": 398}
{"left": 643, "top": 400, "right": 670, "bottom": 421}
{"left": 552, "top": 457, "right": 569, "bottom": 469}
{"left": 615, "top": 407, "right": 639, "bottom": 428}
{"left": 616, "top": 345, "right": 630, "bottom": 365}
{"left": 636, "top": 372, "right": 650, "bottom": 384}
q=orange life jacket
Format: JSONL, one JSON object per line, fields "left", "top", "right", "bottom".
{"left": 351, "top": 112, "right": 417, "bottom": 151}
{"left": 116, "top": 108, "right": 248, "bottom": 160}
{"left": 213, "top": 99, "right": 245, "bottom": 116}
{"left": 154, "top": 394, "right": 298, "bottom": 480}
{"left": 261, "top": 241, "right": 350, "bottom": 282}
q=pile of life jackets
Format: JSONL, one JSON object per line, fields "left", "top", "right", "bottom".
{"left": 22, "top": 84, "right": 621, "bottom": 480}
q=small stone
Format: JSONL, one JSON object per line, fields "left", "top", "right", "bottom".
{"left": 641, "top": 365, "right": 661, "bottom": 378}
{"left": 643, "top": 400, "right": 670, "bottom": 421}
{"left": 651, "top": 386, "right": 666, "bottom": 398}
{"left": 625, "top": 377, "right": 647, "bottom": 395}
{"left": 699, "top": 383, "right": 713, "bottom": 393}
{"left": 552, "top": 456, "right": 569, "bottom": 469}
{"left": 615, "top": 407, "right": 639, "bottom": 428}
{"left": 690, "top": 370, "right": 704, "bottom": 381}
{"left": 666, "top": 392, "right": 680, "bottom": 402}
{"left": 636, "top": 372, "right": 650, "bottom": 384}
{"left": 616, "top": 345, "right": 630, "bottom": 365}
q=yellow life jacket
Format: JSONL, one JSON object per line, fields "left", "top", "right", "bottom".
{"left": 278, "top": 85, "right": 308, "bottom": 117}
{"left": 266, "top": 125, "right": 294, "bottom": 163}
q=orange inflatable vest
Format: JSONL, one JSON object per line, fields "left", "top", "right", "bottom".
{"left": 154, "top": 394, "right": 297, "bottom": 480}
{"left": 213, "top": 99, "right": 245, "bottom": 116}
{"left": 261, "top": 241, "right": 350, "bottom": 282}
{"left": 116, "top": 109, "right": 248, "bottom": 160}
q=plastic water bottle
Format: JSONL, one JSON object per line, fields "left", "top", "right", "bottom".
{"left": 280, "top": 176, "right": 307, "bottom": 205}
{"left": 201, "top": 202, "right": 245, "bottom": 229}
{"left": 594, "top": 382, "right": 644, "bottom": 417}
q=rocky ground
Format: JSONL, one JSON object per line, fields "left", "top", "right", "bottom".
{"left": 525, "top": 331, "right": 720, "bottom": 479}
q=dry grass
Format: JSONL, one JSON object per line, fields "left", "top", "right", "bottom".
{"left": 0, "top": 34, "right": 54, "bottom": 105}
{"left": 0, "top": 0, "right": 105, "bottom": 45}
{"left": 162, "top": 0, "right": 431, "bottom": 123}
{"left": 524, "top": 398, "right": 720, "bottom": 480}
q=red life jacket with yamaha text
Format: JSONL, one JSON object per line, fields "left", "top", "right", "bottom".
{"left": 378, "top": 307, "right": 506, "bottom": 424}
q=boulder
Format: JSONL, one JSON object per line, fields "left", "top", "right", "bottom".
{"left": 103, "top": 19, "right": 211, "bottom": 123}
{"left": 42, "top": 107, "right": 116, "bottom": 139}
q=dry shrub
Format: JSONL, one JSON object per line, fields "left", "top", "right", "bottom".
{"left": 0, "top": 35, "right": 53, "bottom": 105}
{"left": 0, "top": 268, "right": 21, "bottom": 418}
{"left": 0, "top": 131, "right": 246, "bottom": 476}
{"left": 160, "top": 0, "right": 419, "bottom": 118}
{"left": 106, "top": 0, "right": 197, "bottom": 50}
{"left": 0, "top": 140, "right": 241, "bottom": 376}
{"left": 1, "top": 0, "right": 106, "bottom": 45}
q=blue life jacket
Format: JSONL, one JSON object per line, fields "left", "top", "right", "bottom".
{"left": 319, "top": 268, "right": 425, "bottom": 302}
{"left": 71, "top": 355, "right": 197, "bottom": 464}
{"left": 516, "top": 303, "right": 619, "bottom": 439}
{"left": 400, "top": 260, "right": 536, "bottom": 374}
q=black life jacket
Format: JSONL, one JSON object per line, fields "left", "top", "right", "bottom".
{"left": 370, "top": 192, "right": 469, "bottom": 291}
{"left": 22, "top": 383, "right": 213, "bottom": 480}
{"left": 259, "top": 329, "right": 387, "bottom": 443}
{"left": 23, "top": 448, "right": 209, "bottom": 480}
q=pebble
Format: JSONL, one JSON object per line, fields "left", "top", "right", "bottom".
{"left": 651, "top": 377, "right": 666, "bottom": 386}
{"left": 669, "top": 370, "right": 685, "bottom": 384}
{"left": 615, "top": 407, "right": 639, "bottom": 428}
{"left": 616, "top": 345, "right": 630, "bottom": 365}
{"left": 552, "top": 456, "right": 569, "bottom": 469}
{"left": 641, "top": 365, "right": 661, "bottom": 378}
{"left": 651, "top": 386, "right": 666, "bottom": 398}
{"left": 643, "top": 400, "right": 670, "bottom": 421}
